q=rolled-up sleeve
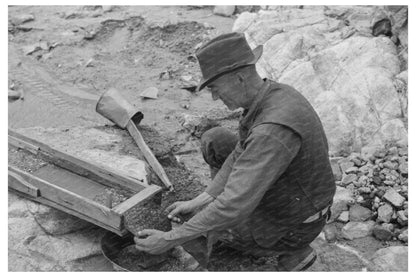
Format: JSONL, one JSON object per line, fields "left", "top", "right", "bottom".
{"left": 205, "top": 143, "right": 244, "bottom": 198}
{"left": 164, "top": 124, "right": 301, "bottom": 240}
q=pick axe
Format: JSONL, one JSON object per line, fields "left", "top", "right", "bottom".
{"left": 96, "top": 88, "right": 174, "bottom": 191}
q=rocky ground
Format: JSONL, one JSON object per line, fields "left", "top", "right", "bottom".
{"left": 8, "top": 5, "right": 408, "bottom": 271}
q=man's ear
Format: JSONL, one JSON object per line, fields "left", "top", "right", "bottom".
{"left": 236, "top": 72, "right": 245, "bottom": 84}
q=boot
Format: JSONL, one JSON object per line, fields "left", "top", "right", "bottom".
{"left": 275, "top": 245, "right": 317, "bottom": 271}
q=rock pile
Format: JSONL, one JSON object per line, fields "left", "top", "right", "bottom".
{"left": 330, "top": 144, "right": 408, "bottom": 243}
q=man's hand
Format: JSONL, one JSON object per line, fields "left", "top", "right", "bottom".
{"left": 165, "top": 192, "right": 215, "bottom": 223}
{"left": 165, "top": 201, "right": 196, "bottom": 223}
{"left": 134, "top": 229, "right": 176, "bottom": 255}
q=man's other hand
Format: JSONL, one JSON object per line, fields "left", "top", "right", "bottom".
{"left": 134, "top": 229, "right": 176, "bottom": 255}
{"left": 165, "top": 201, "right": 195, "bottom": 223}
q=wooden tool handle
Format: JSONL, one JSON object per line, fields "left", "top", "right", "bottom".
{"left": 126, "top": 120, "right": 174, "bottom": 191}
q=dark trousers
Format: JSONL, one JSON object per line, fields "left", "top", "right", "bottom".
{"left": 197, "top": 127, "right": 327, "bottom": 257}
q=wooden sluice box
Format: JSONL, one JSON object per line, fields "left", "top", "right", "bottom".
{"left": 8, "top": 128, "right": 163, "bottom": 236}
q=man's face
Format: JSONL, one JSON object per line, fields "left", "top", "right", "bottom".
{"left": 206, "top": 74, "right": 241, "bottom": 110}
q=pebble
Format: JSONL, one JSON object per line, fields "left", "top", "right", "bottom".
{"left": 359, "top": 165, "right": 370, "bottom": 175}
{"left": 373, "top": 149, "right": 387, "bottom": 159}
{"left": 356, "top": 176, "right": 368, "bottom": 187}
{"left": 373, "top": 176, "right": 382, "bottom": 185}
{"left": 140, "top": 87, "right": 158, "bottom": 99}
{"left": 102, "top": 5, "right": 115, "bottom": 12}
{"left": 358, "top": 187, "right": 371, "bottom": 194}
{"left": 383, "top": 161, "right": 397, "bottom": 170}
{"left": 388, "top": 146, "right": 399, "bottom": 156}
{"left": 383, "top": 188, "right": 405, "bottom": 208}
{"left": 377, "top": 203, "right": 393, "bottom": 223}
{"left": 8, "top": 90, "right": 22, "bottom": 101}
{"left": 350, "top": 157, "right": 362, "bottom": 167}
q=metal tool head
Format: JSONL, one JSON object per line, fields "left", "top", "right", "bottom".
{"left": 96, "top": 88, "right": 143, "bottom": 128}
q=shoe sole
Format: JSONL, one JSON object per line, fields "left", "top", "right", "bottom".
{"left": 291, "top": 249, "right": 317, "bottom": 271}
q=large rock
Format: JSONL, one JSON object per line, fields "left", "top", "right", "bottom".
{"left": 25, "top": 230, "right": 103, "bottom": 263}
{"left": 373, "top": 223, "right": 394, "bottom": 241}
{"left": 383, "top": 188, "right": 405, "bottom": 208}
{"left": 371, "top": 246, "right": 408, "bottom": 271}
{"left": 349, "top": 204, "right": 372, "bottom": 222}
{"left": 233, "top": 6, "right": 407, "bottom": 154}
{"left": 377, "top": 203, "right": 394, "bottom": 223}
{"left": 330, "top": 157, "right": 343, "bottom": 181}
{"left": 9, "top": 14, "right": 35, "bottom": 25}
{"left": 26, "top": 201, "right": 94, "bottom": 235}
{"left": 341, "top": 221, "right": 375, "bottom": 240}
{"left": 329, "top": 186, "right": 354, "bottom": 222}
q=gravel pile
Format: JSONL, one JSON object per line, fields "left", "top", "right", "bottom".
{"left": 331, "top": 145, "right": 408, "bottom": 243}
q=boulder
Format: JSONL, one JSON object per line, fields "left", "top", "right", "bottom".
{"left": 341, "top": 220, "right": 375, "bottom": 240}
{"left": 232, "top": 12, "right": 257, "bottom": 33}
{"left": 349, "top": 204, "right": 372, "bottom": 222}
{"left": 377, "top": 203, "right": 394, "bottom": 223}
{"left": 371, "top": 246, "right": 408, "bottom": 271}
{"left": 383, "top": 188, "right": 405, "bottom": 208}
{"left": 233, "top": 6, "right": 406, "bottom": 154}
{"left": 213, "top": 6, "right": 235, "bottom": 17}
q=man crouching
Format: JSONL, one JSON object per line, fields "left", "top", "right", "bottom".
{"left": 134, "top": 32, "right": 336, "bottom": 271}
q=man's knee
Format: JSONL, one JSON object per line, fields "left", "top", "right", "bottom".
{"left": 200, "top": 127, "right": 238, "bottom": 169}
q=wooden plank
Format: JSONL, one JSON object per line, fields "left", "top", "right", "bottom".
{"left": 8, "top": 171, "right": 40, "bottom": 197}
{"left": 34, "top": 164, "right": 113, "bottom": 202}
{"left": 8, "top": 135, "right": 39, "bottom": 155}
{"left": 8, "top": 165, "right": 122, "bottom": 230}
{"left": 9, "top": 189, "right": 127, "bottom": 236}
{"left": 8, "top": 129, "right": 147, "bottom": 193}
{"left": 112, "top": 184, "right": 162, "bottom": 214}
{"left": 126, "top": 121, "right": 174, "bottom": 191}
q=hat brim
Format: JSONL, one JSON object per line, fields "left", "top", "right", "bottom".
{"left": 196, "top": 45, "right": 263, "bottom": 92}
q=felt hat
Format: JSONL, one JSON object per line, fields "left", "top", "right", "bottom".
{"left": 196, "top": 32, "right": 263, "bottom": 91}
